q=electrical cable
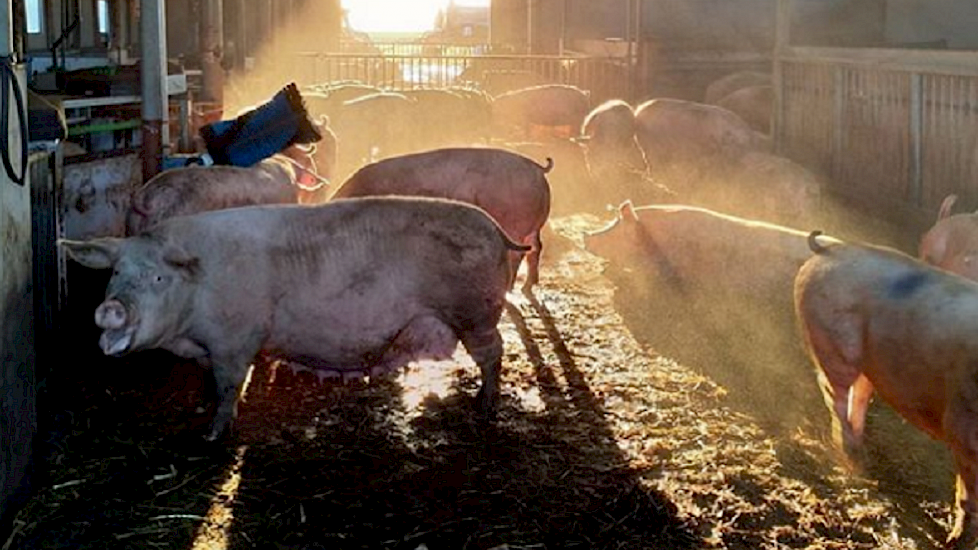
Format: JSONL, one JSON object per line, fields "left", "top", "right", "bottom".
{"left": 0, "top": 56, "right": 27, "bottom": 186}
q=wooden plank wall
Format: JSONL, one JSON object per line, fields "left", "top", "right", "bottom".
{"left": 776, "top": 47, "right": 978, "bottom": 225}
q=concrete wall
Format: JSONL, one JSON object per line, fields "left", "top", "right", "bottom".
{"left": 642, "top": 0, "right": 774, "bottom": 52}
{"left": 884, "top": 0, "right": 978, "bottom": 49}
{"left": 791, "top": 0, "right": 885, "bottom": 47}
{"left": 556, "top": 0, "right": 886, "bottom": 51}
{"left": 490, "top": 0, "right": 528, "bottom": 50}
{"left": 0, "top": 64, "right": 35, "bottom": 540}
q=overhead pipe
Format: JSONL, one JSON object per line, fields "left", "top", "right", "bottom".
{"left": 140, "top": 0, "right": 168, "bottom": 181}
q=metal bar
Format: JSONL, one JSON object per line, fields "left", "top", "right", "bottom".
{"left": 909, "top": 72, "right": 922, "bottom": 207}
{"left": 832, "top": 65, "right": 844, "bottom": 183}
{"left": 68, "top": 119, "right": 143, "bottom": 136}
{"left": 199, "top": 0, "right": 224, "bottom": 104}
{"left": 140, "top": 0, "right": 168, "bottom": 181}
{"left": 772, "top": 0, "right": 791, "bottom": 153}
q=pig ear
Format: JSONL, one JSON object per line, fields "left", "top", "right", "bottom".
{"left": 58, "top": 238, "right": 122, "bottom": 269}
{"left": 162, "top": 245, "right": 201, "bottom": 280}
{"left": 618, "top": 200, "right": 638, "bottom": 222}
{"left": 919, "top": 230, "right": 947, "bottom": 265}
{"left": 939, "top": 194, "right": 958, "bottom": 220}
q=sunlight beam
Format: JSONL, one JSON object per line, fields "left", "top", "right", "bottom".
{"left": 190, "top": 445, "right": 248, "bottom": 550}
{"left": 342, "top": 0, "right": 490, "bottom": 33}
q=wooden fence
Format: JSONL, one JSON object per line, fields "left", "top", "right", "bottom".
{"left": 775, "top": 47, "right": 978, "bottom": 224}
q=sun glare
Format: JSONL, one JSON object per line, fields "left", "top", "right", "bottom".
{"left": 343, "top": 0, "right": 489, "bottom": 33}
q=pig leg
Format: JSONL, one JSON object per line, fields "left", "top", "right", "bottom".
{"left": 508, "top": 250, "right": 527, "bottom": 290}
{"left": 805, "top": 323, "right": 865, "bottom": 455}
{"left": 847, "top": 374, "right": 874, "bottom": 444}
{"left": 522, "top": 230, "right": 543, "bottom": 293}
{"left": 460, "top": 327, "right": 504, "bottom": 420}
{"left": 947, "top": 462, "right": 978, "bottom": 549}
{"left": 206, "top": 349, "right": 260, "bottom": 441}
{"left": 945, "top": 397, "right": 978, "bottom": 549}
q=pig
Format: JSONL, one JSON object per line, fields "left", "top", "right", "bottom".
{"left": 65, "top": 154, "right": 142, "bottom": 239}
{"left": 501, "top": 139, "right": 593, "bottom": 215}
{"left": 125, "top": 148, "right": 326, "bottom": 236}
{"left": 491, "top": 84, "right": 591, "bottom": 140}
{"left": 328, "top": 92, "right": 417, "bottom": 178}
{"left": 919, "top": 194, "right": 978, "bottom": 281}
{"left": 275, "top": 143, "right": 330, "bottom": 199}
{"left": 579, "top": 99, "right": 647, "bottom": 186}
{"left": 715, "top": 84, "right": 773, "bottom": 135}
{"left": 584, "top": 201, "right": 817, "bottom": 308}
{"left": 794, "top": 230, "right": 978, "bottom": 549}
{"left": 633, "top": 98, "right": 768, "bottom": 191}
{"left": 584, "top": 202, "right": 825, "bottom": 422}
{"left": 703, "top": 70, "right": 772, "bottom": 105}
{"left": 329, "top": 147, "right": 552, "bottom": 292}
{"left": 61, "top": 197, "right": 530, "bottom": 441}
{"left": 481, "top": 70, "right": 548, "bottom": 97}
{"left": 714, "top": 150, "right": 823, "bottom": 227}
{"left": 399, "top": 88, "right": 491, "bottom": 148}
{"left": 302, "top": 117, "right": 338, "bottom": 186}
{"left": 581, "top": 99, "right": 636, "bottom": 147}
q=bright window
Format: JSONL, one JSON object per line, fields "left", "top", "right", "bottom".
{"left": 98, "top": 0, "right": 109, "bottom": 34}
{"left": 26, "top": 0, "right": 42, "bottom": 34}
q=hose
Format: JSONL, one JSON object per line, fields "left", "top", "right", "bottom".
{"left": 0, "top": 56, "right": 27, "bottom": 186}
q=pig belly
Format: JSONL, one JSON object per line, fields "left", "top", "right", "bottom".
{"left": 265, "top": 300, "right": 460, "bottom": 376}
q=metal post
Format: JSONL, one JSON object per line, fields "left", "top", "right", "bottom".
{"left": 140, "top": 0, "right": 168, "bottom": 181}
{"left": 0, "top": 0, "right": 36, "bottom": 541}
{"left": 199, "top": 0, "right": 223, "bottom": 104}
{"left": 832, "top": 66, "right": 845, "bottom": 182}
{"left": 237, "top": 0, "right": 247, "bottom": 70}
{"left": 909, "top": 73, "right": 923, "bottom": 207}
{"left": 559, "top": 0, "right": 566, "bottom": 55}
{"left": 634, "top": 0, "right": 644, "bottom": 101}
{"left": 625, "top": 0, "right": 633, "bottom": 92}
{"left": 772, "top": 0, "right": 791, "bottom": 154}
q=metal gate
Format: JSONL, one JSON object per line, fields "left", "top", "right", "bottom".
{"left": 287, "top": 51, "right": 633, "bottom": 103}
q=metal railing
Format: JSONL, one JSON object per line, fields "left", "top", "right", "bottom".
{"left": 288, "top": 51, "right": 632, "bottom": 103}
{"left": 346, "top": 41, "right": 493, "bottom": 57}
{"left": 775, "top": 47, "right": 978, "bottom": 220}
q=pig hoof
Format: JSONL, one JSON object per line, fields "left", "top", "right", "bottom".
{"left": 204, "top": 421, "right": 234, "bottom": 443}
{"left": 474, "top": 392, "right": 498, "bottom": 422}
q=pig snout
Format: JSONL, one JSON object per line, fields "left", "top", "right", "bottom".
{"left": 95, "top": 299, "right": 136, "bottom": 356}
{"left": 95, "top": 299, "right": 128, "bottom": 329}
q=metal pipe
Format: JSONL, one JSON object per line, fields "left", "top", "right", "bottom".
{"left": 559, "top": 0, "right": 567, "bottom": 55}
{"left": 772, "top": 0, "right": 791, "bottom": 154}
{"left": 140, "top": 0, "right": 168, "bottom": 181}
{"left": 199, "top": 0, "right": 223, "bottom": 103}
{"left": 625, "top": 0, "right": 633, "bottom": 98}
{"left": 634, "top": 0, "right": 643, "bottom": 101}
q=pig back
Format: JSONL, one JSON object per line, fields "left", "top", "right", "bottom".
{"left": 638, "top": 206, "right": 815, "bottom": 292}
{"left": 127, "top": 165, "right": 298, "bottom": 235}
{"left": 329, "top": 147, "right": 551, "bottom": 246}
{"left": 160, "top": 197, "right": 518, "bottom": 322}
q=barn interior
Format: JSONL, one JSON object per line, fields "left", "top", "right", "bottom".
{"left": 3, "top": 0, "right": 978, "bottom": 548}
